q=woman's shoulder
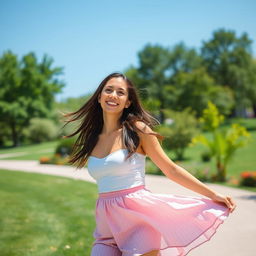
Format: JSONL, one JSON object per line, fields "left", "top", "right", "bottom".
{"left": 134, "top": 121, "right": 153, "bottom": 133}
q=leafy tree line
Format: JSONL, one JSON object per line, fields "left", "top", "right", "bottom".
{"left": 0, "top": 51, "right": 64, "bottom": 146}
{"left": 1, "top": 28, "right": 255, "bottom": 148}
{"left": 124, "top": 28, "right": 256, "bottom": 123}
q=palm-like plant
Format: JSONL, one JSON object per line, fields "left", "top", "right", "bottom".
{"left": 191, "top": 101, "right": 251, "bottom": 181}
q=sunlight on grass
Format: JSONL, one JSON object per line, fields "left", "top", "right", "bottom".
{"left": 0, "top": 169, "right": 97, "bottom": 256}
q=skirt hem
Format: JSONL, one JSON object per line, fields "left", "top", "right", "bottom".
{"left": 125, "top": 206, "right": 230, "bottom": 256}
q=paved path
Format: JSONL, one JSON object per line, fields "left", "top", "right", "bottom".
{"left": 0, "top": 160, "right": 255, "bottom": 256}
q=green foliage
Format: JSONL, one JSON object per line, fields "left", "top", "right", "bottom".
{"left": 0, "top": 50, "right": 64, "bottom": 146}
{"left": 192, "top": 167, "right": 211, "bottom": 182}
{"left": 26, "top": 118, "right": 59, "bottom": 143}
{"left": 191, "top": 102, "right": 251, "bottom": 181}
{"left": 124, "top": 29, "right": 256, "bottom": 120}
{"left": 173, "top": 68, "right": 234, "bottom": 117}
{"left": 125, "top": 42, "right": 203, "bottom": 122}
{"left": 201, "top": 28, "right": 256, "bottom": 115}
{"left": 201, "top": 151, "right": 212, "bottom": 162}
{"left": 55, "top": 94, "right": 91, "bottom": 113}
{"left": 55, "top": 137, "right": 76, "bottom": 156}
{"left": 199, "top": 101, "right": 225, "bottom": 131}
{"left": 145, "top": 159, "right": 162, "bottom": 175}
{"left": 156, "top": 108, "right": 199, "bottom": 160}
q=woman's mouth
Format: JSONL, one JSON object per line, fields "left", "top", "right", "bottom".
{"left": 106, "top": 101, "right": 119, "bottom": 107}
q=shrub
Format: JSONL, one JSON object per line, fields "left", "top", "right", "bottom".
{"left": 192, "top": 167, "right": 211, "bottom": 182}
{"left": 157, "top": 108, "right": 199, "bottom": 160}
{"left": 26, "top": 118, "right": 58, "bottom": 143}
{"left": 239, "top": 171, "right": 256, "bottom": 187}
{"left": 145, "top": 159, "right": 162, "bottom": 175}
{"left": 55, "top": 137, "right": 76, "bottom": 157}
{"left": 201, "top": 151, "right": 212, "bottom": 162}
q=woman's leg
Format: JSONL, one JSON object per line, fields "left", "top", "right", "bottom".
{"left": 141, "top": 249, "right": 160, "bottom": 256}
{"left": 90, "top": 243, "right": 122, "bottom": 256}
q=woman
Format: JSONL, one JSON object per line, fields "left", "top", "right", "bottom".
{"left": 63, "top": 72, "right": 236, "bottom": 256}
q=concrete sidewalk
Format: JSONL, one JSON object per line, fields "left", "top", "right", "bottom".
{"left": 0, "top": 160, "right": 255, "bottom": 256}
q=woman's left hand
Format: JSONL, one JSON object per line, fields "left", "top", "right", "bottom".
{"left": 211, "top": 193, "right": 237, "bottom": 213}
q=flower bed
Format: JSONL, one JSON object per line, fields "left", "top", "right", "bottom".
{"left": 39, "top": 154, "right": 70, "bottom": 165}
{"left": 240, "top": 171, "right": 256, "bottom": 187}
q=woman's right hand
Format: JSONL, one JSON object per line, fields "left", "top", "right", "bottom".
{"left": 211, "top": 192, "right": 237, "bottom": 213}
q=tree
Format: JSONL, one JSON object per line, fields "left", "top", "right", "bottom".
{"left": 125, "top": 42, "right": 202, "bottom": 122}
{"left": 201, "top": 28, "right": 256, "bottom": 117}
{"left": 157, "top": 108, "right": 199, "bottom": 160}
{"left": 0, "top": 51, "right": 64, "bottom": 146}
{"left": 172, "top": 67, "right": 234, "bottom": 116}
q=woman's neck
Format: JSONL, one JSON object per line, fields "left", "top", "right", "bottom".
{"left": 101, "top": 114, "right": 122, "bottom": 135}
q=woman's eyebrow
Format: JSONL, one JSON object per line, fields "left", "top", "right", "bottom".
{"left": 105, "top": 85, "right": 126, "bottom": 91}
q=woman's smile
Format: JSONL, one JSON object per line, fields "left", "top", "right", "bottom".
{"left": 106, "top": 101, "right": 119, "bottom": 107}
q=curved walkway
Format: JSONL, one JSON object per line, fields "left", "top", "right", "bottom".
{"left": 0, "top": 160, "right": 255, "bottom": 256}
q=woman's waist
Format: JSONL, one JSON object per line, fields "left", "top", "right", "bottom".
{"left": 98, "top": 183, "right": 146, "bottom": 199}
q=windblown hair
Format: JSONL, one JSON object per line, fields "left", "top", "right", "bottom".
{"left": 62, "top": 72, "right": 164, "bottom": 169}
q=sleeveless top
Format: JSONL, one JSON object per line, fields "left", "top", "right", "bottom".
{"left": 87, "top": 148, "right": 146, "bottom": 193}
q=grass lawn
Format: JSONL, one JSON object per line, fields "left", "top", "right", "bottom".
{"left": 0, "top": 141, "right": 58, "bottom": 160}
{"left": 0, "top": 169, "right": 97, "bottom": 256}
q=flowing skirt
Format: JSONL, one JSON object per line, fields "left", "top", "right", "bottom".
{"left": 91, "top": 185, "right": 230, "bottom": 256}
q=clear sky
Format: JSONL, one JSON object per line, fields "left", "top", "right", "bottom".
{"left": 1, "top": 0, "right": 256, "bottom": 101}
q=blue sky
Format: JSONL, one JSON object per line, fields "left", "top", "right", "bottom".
{"left": 1, "top": 0, "right": 256, "bottom": 101}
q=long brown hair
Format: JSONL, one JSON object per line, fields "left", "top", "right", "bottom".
{"left": 62, "top": 72, "right": 164, "bottom": 169}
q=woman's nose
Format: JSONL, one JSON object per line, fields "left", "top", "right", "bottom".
{"left": 110, "top": 90, "right": 118, "bottom": 97}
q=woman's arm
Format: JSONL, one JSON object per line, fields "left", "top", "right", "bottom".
{"left": 135, "top": 121, "right": 236, "bottom": 212}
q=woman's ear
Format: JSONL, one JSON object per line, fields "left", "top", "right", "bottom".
{"left": 125, "top": 100, "right": 131, "bottom": 108}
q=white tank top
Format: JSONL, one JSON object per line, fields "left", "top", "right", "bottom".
{"left": 87, "top": 148, "right": 146, "bottom": 193}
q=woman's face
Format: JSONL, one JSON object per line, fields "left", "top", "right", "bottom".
{"left": 98, "top": 77, "right": 131, "bottom": 114}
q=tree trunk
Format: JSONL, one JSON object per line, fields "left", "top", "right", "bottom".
{"left": 228, "top": 107, "right": 236, "bottom": 118}
{"left": 252, "top": 103, "right": 256, "bottom": 118}
{"left": 216, "top": 160, "right": 227, "bottom": 182}
{"left": 10, "top": 122, "right": 19, "bottom": 147}
{"left": 159, "top": 109, "right": 165, "bottom": 124}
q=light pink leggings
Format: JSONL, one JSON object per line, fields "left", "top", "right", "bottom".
{"left": 91, "top": 243, "right": 122, "bottom": 256}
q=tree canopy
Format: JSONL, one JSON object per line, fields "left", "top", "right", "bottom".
{"left": 0, "top": 51, "right": 64, "bottom": 146}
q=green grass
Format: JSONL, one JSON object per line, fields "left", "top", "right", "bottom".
{"left": 0, "top": 141, "right": 58, "bottom": 160}
{"left": 0, "top": 169, "right": 97, "bottom": 256}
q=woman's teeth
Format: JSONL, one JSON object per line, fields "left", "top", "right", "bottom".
{"left": 106, "top": 101, "right": 118, "bottom": 106}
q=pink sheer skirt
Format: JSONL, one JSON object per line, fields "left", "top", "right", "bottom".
{"left": 90, "top": 185, "right": 230, "bottom": 256}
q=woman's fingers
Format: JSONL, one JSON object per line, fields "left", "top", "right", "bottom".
{"left": 212, "top": 193, "right": 236, "bottom": 213}
{"left": 226, "top": 196, "right": 236, "bottom": 213}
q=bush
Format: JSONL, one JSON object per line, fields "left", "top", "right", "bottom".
{"left": 201, "top": 151, "right": 212, "bottom": 162}
{"left": 157, "top": 108, "right": 199, "bottom": 160}
{"left": 239, "top": 171, "right": 256, "bottom": 187}
{"left": 39, "top": 137, "right": 77, "bottom": 166}
{"left": 192, "top": 167, "right": 212, "bottom": 182}
{"left": 55, "top": 137, "right": 76, "bottom": 157}
{"left": 145, "top": 159, "right": 162, "bottom": 175}
{"left": 26, "top": 118, "right": 59, "bottom": 143}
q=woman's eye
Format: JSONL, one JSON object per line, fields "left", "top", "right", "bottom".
{"left": 105, "top": 89, "right": 125, "bottom": 95}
